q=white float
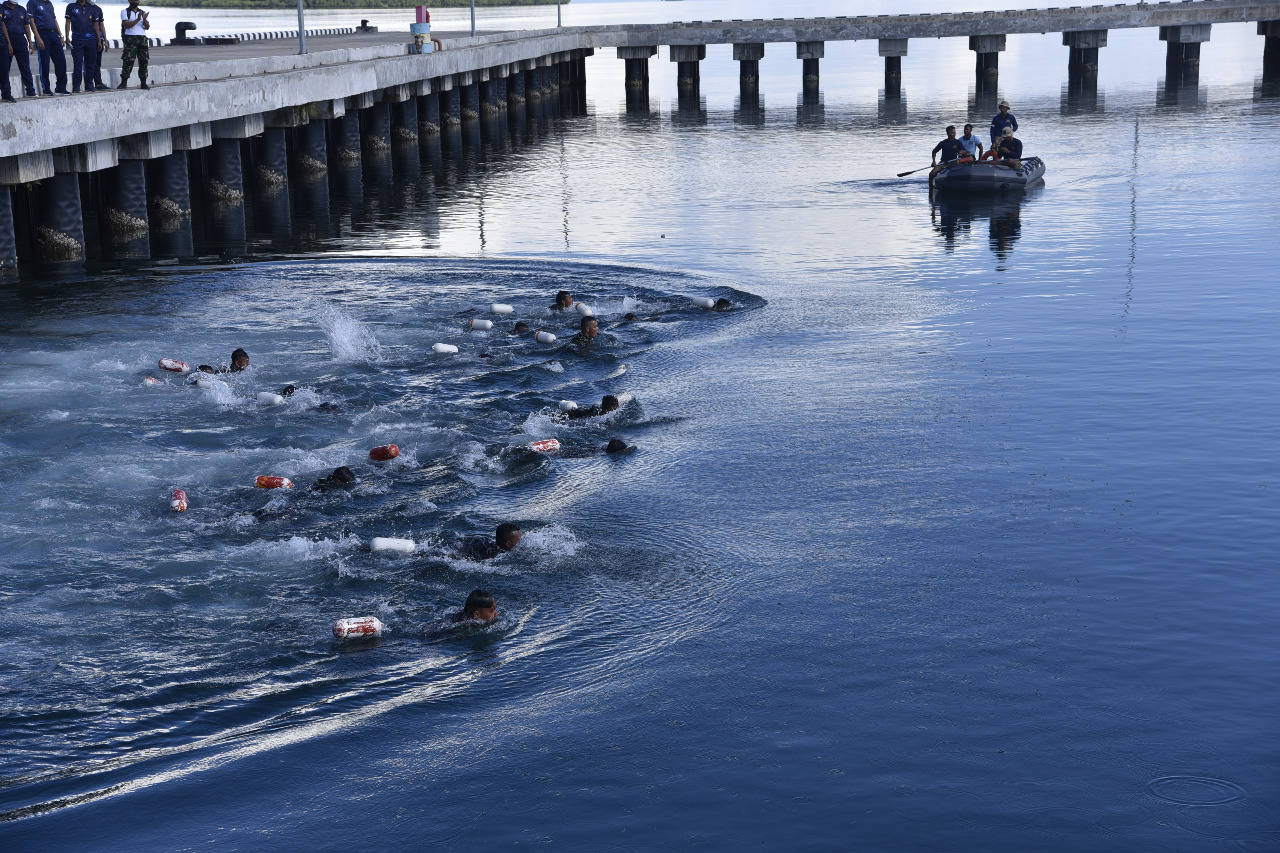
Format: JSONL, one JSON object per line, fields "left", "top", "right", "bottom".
{"left": 558, "top": 400, "right": 578, "bottom": 411}
{"left": 691, "top": 297, "right": 716, "bottom": 309}
{"left": 469, "top": 319, "right": 494, "bottom": 331}
{"left": 333, "top": 616, "right": 386, "bottom": 640}
{"left": 142, "top": 376, "right": 160, "bottom": 386}
{"left": 490, "top": 303, "right": 515, "bottom": 314}
{"left": 575, "top": 303, "right": 593, "bottom": 316}
{"left": 433, "top": 343, "right": 459, "bottom": 354}
{"left": 535, "top": 331, "right": 557, "bottom": 344}
{"left": 158, "top": 358, "right": 190, "bottom": 374}
{"left": 257, "top": 392, "right": 286, "bottom": 406}
{"left": 530, "top": 438, "right": 561, "bottom": 453}
{"left": 371, "top": 536, "right": 415, "bottom": 553}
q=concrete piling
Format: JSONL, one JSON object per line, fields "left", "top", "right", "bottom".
{"left": 1262, "top": 22, "right": 1280, "bottom": 80}
{"left": 361, "top": 102, "right": 392, "bottom": 154}
{"left": 419, "top": 92, "right": 442, "bottom": 134}
{"left": 1064, "top": 30, "right": 1107, "bottom": 83}
{"left": 443, "top": 86, "right": 462, "bottom": 127}
{"left": 147, "top": 151, "right": 191, "bottom": 224}
{"left": 255, "top": 127, "right": 289, "bottom": 189}
{"left": 797, "top": 41, "right": 824, "bottom": 91}
{"left": 970, "top": 34, "right": 1005, "bottom": 93}
{"left": 330, "top": 113, "right": 362, "bottom": 164}
{"left": 394, "top": 99, "right": 419, "bottom": 144}
{"left": 879, "top": 38, "right": 908, "bottom": 98}
{"left": 462, "top": 79, "right": 481, "bottom": 120}
{"left": 34, "top": 172, "right": 85, "bottom": 262}
{"left": 1160, "top": 24, "right": 1210, "bottom": 85}
{"left": 205, "top": 138, "right": 244, "bottom": 203}
{"left": 508, "top": 68, "right": 526, "bottom": 105}
{"left": 0, "top": 188, "right": 17, "bottom": 269}
{"left": 101, "top": 160, "right": 150, "bottom": 246}
{"left": 295, "top": 120, "right": 329, "bottom": 173}
{"left": 733, "top": 43, "right": 764, "bottom": 99}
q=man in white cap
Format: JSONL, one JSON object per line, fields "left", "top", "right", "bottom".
{"left": 996, "top": 126, "right": 1023, "bottom": 167}
{"left": 990, "top": 100, "right": 1017, "bottom": 146}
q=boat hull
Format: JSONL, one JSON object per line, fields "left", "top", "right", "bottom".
{"left": 934, "top": 157, "right": 1045, "bottom": 192}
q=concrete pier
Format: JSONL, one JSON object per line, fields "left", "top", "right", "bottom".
{"left": 734, "top": 43, "right": 763, "bottom": 99}
{"left": 0, "top": 189, "right": 16, "bottom": 269}
{"left": 101, "top": 160, "right": 150, "bottom": 245}
{"left": 1263, "top": 21, "right": 1280, "bottom": 79}
{"left": 970, "top": 34, "right": 1006, "bottom": 91}
{"left": 1064, "top": 30, "right": 1107, "bottom": 82}
{"left": 394, "top": 98, "right": 419, "bottom": 144}
{"left": 1161, "top": 23, "right": 1211, "bottom": 85}
{"left": 462, "top": 78, "right": 481, "bottom": 120}
{"left": 671, "top": 44, "right": 705, "bottom": 102}
{"left": 419, "top": 91, "right": 442, "bottom": 133}
{"left": 362, "top": 102, "right": 393, "bottom": 154}
{"left": 879, "top": 38, "right": 908, "bottom": 98}
{"left": 295, "top": 120, "right": 329, "bottom": 173}
{"left": 255, "top": 127, "right": 289, "bottom": 188}
{"left": 206, "top": 138, "right": 244, "bottom": 203}
{"left": 797, "top": 41, "right": 823, "bottom": 91}
{"left": 331, "top": 113, "right": 362, "bottom": 163}
{"left": 34, "top": 172, "right": 85, "bottom": 262}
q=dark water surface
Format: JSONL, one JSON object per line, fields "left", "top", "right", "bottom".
{"left": 2, "top": 7, "right": 1278, "bottom": 851}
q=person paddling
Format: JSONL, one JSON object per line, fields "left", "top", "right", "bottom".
{"left": 929, "top": 125, "right": 965, "bottom": 187}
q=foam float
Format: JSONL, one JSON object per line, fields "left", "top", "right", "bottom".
{"left": 369, "top": 444, "right": 400, "bottom": 461}
{"left": 158, "top": 358, "right": 189, "bottom": 373}
{"left": 333, "top": 616, "right": 386, "bottom": 640}
{"left": 691, "top": 297, "right": 716, "bottom": 309}
{"left": 142, "top": 376, "right": 160, "bottom": 386}
{"left": 575, "top": 303, "right": 593, "bottom": 316}
{"left": 558, "top": 400, "right": 578, "bottom": 411}
{"left": 535, "top": 331, "right": 556, "bottom": 344}
{"left": 257, "top": 392, "right": 285, "bottom": 405}
{"left": 255, "top": 476, "right": 294, "bottom": 490}
{"left": 371, "top": 537, "right": 415, "bottom": 553}
{"left": 490, "top": 303, "right": 514, "bottom": 314}
{"left": 469, "top": 319, "right": 494, "bottom": 331}
{"left": 433, "top": 343, "right": 459, "bottom": 354}
{"left": 170, "top": 489, "right": 188, "bottom": 513}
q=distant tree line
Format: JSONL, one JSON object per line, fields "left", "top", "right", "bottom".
{"left": 145, "top": 0, "right": 565, "bottom": 8}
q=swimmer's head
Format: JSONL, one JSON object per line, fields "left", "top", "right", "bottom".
{"left": 496, "top": 522, "right": 522, "bottom": 552}
{"left": 605, "top": 438, "right": 633, "bottom": 454}
{"left": 555, "top": 290, "right": 573, "bottom": 309}
{"left": 511, "top": 322, "right": 530, "bottom": 335}
{"left": 714, "top": 298, "right": 732, "bottom": 310}
{"left": 623, "top": 312, "right": 639, "bottom": 322}
{"left": 279, "top": 384, "right": 296, "bottom": 397}
{"left": 580, "top": 317, "right": 599, "bottom": 339}
{"left": 463, "top": 589, "right": 498, "bottom": 622}
{"left": 198, "top": 365, "right": 215, "bottom": 374}
{"left": 601, "top": 394, "right": 620, "bottom": 414}
{"left": 331, "top": 466, "right": 356, "bottom": 486}
{"left": 230, "top": 348, "right": 250, "bottom": 371}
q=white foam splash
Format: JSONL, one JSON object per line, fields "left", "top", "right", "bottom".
{"left": 315, "top": 305, "right": 381, "bottom": 363}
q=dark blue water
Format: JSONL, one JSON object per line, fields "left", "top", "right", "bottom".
{"left": 2, "top": 6, "right": 1279, "bottom": 850}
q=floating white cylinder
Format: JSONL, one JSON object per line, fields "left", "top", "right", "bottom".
{"left": 575, "top": 303, "right": 593, "bottom": 316}
{"left": 371, "top": 536, "right": 415, "bottom": 553}
{"left": 490, "top": 303, "right": 514, "bottom": 314}
{"left": 469, "top": 319, "right": 494, "bottom": 331}
{"left": 535, "top": 331, "right": 556, "bottom": 344}
{"left": 433, "top": 343, "right": 459, "bottom": 354}
{"left": 691, "top": 297, "right": 716, "bottom": 309}
{"left": 257, "top": 392, "right": 285, "bottom": 406}
{"left": 558, "top": 400, "right": 578, "bottom": 411}
{"left": 333, "top": 616, "right": 386, "bottom": 640}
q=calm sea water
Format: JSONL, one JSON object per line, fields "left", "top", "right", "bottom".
{"left": 2, "top": 1, "right": 1278, "bottom": 850}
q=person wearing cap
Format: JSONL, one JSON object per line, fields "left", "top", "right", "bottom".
{"left": 26, "top": 0, "right": 66, "bottom": 94}
{"left": 62, "top": 0, "right": 102, "bottom": 92}
{"left": 451, "top": 589, "right": 498, "bottom": 623}
{"left": 996, "top": 126, "right": 1023, "bottom": 167}
{"left": 1, "top": 0, "right": 40, "bottom": 101}
{"left": 990, "top": 100, "right": 1017, "bottom": 146}
{"left": 115, "top": 0, "right": 148, "bottom": 89}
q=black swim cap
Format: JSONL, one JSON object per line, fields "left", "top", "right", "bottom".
{"left": 463, "top": 589, "right": 495, "bottom": 617}
{"left": 606, "top": 439, "right": 631, "bottom": 454}
{"left": 279, "top": 384, "right": 296, "bottom": 397}
{"left": 332, "top": 466, "right": 356, "bottom": 485}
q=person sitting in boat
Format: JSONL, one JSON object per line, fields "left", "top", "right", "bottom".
{"left": 958, "top": 124, "right": 983, "bottom": 160}
{"left": 996, "top": 127, "right": 1023, "bottom": 167}
{"left": 929, "top": 126, "right": 966, "bottom": 186}
{"left": 989, "top": 100, "right": 1017, "bottom": 146}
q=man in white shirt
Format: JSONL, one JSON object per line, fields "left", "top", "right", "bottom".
{"left": 958, "top": 124, "right": 984, "bottom": 159}
{"left": 115, "top": 0, "right": 147, "bottom": 89}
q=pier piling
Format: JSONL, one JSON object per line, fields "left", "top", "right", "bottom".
{"left": 797, "top": 41, "right": 824, "bottom": 92}
{"left": 34, "top": 172, "right": 86, "bottom": 262}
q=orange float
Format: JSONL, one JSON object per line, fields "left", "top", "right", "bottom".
{"left": 170, "top": 489, "right": 188, "bottom": 513}
{"left": 255, "top": 476, "right": 294, "bottom": 490}
{"left": 529, "top": 438, "right": 561, "bottom": 453}
{"left": 369, "top": 444, "right": 400, "bottom": 461}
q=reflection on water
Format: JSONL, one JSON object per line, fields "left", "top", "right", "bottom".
{"left": 930, "top": 190, "right": 1031, "bottom": 268}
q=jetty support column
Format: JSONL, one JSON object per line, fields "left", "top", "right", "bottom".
{"left": 734, "top": 43, "right": 763, "bottom": 99}
{"left": 458, "top": 72, "right": 480, "bottom": 120}
{"left": 879, "top": 38, "right": 908, "bottom": 97}
{"left": 106, "top": 130, "right": 170, "bottom": 254}
{"left": 1259, "top": 21, "right": 1280, "bottom": 80}
{"left": 1063, "top": 29, "right": 1107, "bottom": 84}
{"left": 1160, "top": 24, "right": 1210, "bottom": 85}
{"left": 208, "top": 114, "right": 262, "bottom": 203}
{"left": 970, "top": 34, "right": 1006, "bottom": 91}
{"left": 47, "top": 140, "right": 118, "bottom": 261}
{"left": 435, "top": 75, "right": 460, "bottom": 128}
{"left": 419, "top": 87, "right": 441, "bottom": 134}
{"left": 618, "top": 45, "right": 657, "bottom": 100}
{"left": 671, "top": 44, "right": 705, "bottom": 102}
{"left": 797, "top": 41, "right": 824, "bottom": 92}
{"left": 0, "top": 151, "right": 55, "bottom": 265}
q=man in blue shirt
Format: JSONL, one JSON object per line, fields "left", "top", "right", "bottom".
{"left": 62, "top": 0, "right": 100, "bottom": 92}
{"left": 26, "top": 0, "right": 66, "bottom": 94}
{"left": 1, "top": 0, "right": 40, "bottom": 100}
{"left": 990, "top": 100, "right": 1018, "bottom": 146}
{"left": 929, "top": 125, "right": 965, "bottom": 186}
{"left": 996, "top": 126, "right": 1023, "bottom": 163}
{"left": 88, "top": 0, "right": 103, "bottom": 89}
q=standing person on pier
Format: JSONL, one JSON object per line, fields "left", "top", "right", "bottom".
{"left": 1, "top": 0, "right": 40, "bottom": 100}
{"left": 63, "top": 0, "right": 101, "bottom": 92}
{"left": 115, "top": 0, "right": 148, "bottom": 89}
{"left": 88, "top": 0, "right": 105, "bottom": 89}
{"left": 27, "top": 0, "right": 67, "bottom": 94}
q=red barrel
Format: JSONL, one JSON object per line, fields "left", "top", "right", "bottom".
{"left": 170, "top": 489, "right": 188, "bottom": 513}
{"left": 333, "top": 616, "right": 386, "bottom": 640}
{"left": 529, "top": 438, "right": 561, "bottom": 453}
{"left": 369, "top": 444, "right": 400, "bottom": 461}
{"left": 158, "top": 358, "right": 189, "bottom": 373}
{"left": 255, "top": 476, "right": 294, "bottom": 490}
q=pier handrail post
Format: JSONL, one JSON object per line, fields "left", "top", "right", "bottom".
{"left": 557, "top": 0, "right": 562, "bottom": 28}
{"left": 471, "top": 0, "right": 476, "bottom": 38}
{"left": 296, "top": 0, "right": 307, "bottom": 55}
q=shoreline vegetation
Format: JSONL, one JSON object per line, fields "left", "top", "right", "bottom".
{"left": 145, "top": 0, "right": 565, "bottom": 8}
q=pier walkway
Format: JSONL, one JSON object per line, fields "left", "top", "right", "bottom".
{"left": 1, "top": 0, "right": 1278, "bottom": 267}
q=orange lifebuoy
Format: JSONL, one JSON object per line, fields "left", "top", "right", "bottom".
{"left": 529, "top": 438, "right": 560, "bottom": 453}
{"left": 170, "top": 489, "right": 188, "bottom": 513}
{"left": 159, "top": 358, "right": 189, "bottom": 373}
{"left": 255, "top": 476, "right": 294, "bottom": 490}
{"left": 369, "top": 444, "right": 400, "bottom": 461}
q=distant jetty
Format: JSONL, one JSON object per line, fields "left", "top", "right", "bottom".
{"left": 145, "top": 0, "right": 565, "bottom": 8}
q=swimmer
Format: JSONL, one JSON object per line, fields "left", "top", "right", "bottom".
{"left": 623, "top": 312, "right": 639, "bottom": 322}
{"left": 312, "top": 466, "right": 356, "bottom": 491}
{"left": 565, "top": 394, "right": 620, "bottom": 420}
{"left": 230, "top": 348, "right": 250, "bottom": 372}
{"left": 510, "top": 322, "right": 530, "bottom": 335}
{"left": 456, "top": 522, "right": 522, "bottom": 561}
{"left": 279, "top": 384, "right": 296, "bottom": 397}
{"left": 551, "top": 290, "right": 573, "bottom": 310}
{"left": 605, "top": 438, "right": 635, "bottom": 454}
{"left": 571, "top": 316, "right": 599, "bottom": 346}
{"left": 451, "top": 589, "right": 498, "bottom": 623}
{"left": 714, "top": 298, "right": 732, "bottom": 310}
{"left": 277, "top": 384, "right": 340, "bottom": 413}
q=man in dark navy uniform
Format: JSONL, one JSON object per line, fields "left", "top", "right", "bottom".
{"left": 1, "top": 0, "right": 40, "bottom": 101}
{"left": 88, "top": 0, "right": 104, "bottom": 89}
{"left": 62, "top": 0, "right": 100, "bottom": 92}
{"left": 26, "top": 0, "right": 66, "bottom": 94}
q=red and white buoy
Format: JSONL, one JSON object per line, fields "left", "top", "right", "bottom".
{"left": 333, "top": 616, "right": 386, "bottom": 640}
{"left": 369, "top": 443, "right": 400, "bottom": 461}
{"left": 170, "top": 489, "right": 188, "bottom": 513}
{"left": 143, "top": 376, "right": 161, "bottom": 386}
{"left": 158, "top": 358, "right": 190, "bottom": 374}
{"left": 529, "top": 438, "right": 561, "bottom": 453}
{"left": 255, "top": 476, "right": 294, "bottom": 490}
